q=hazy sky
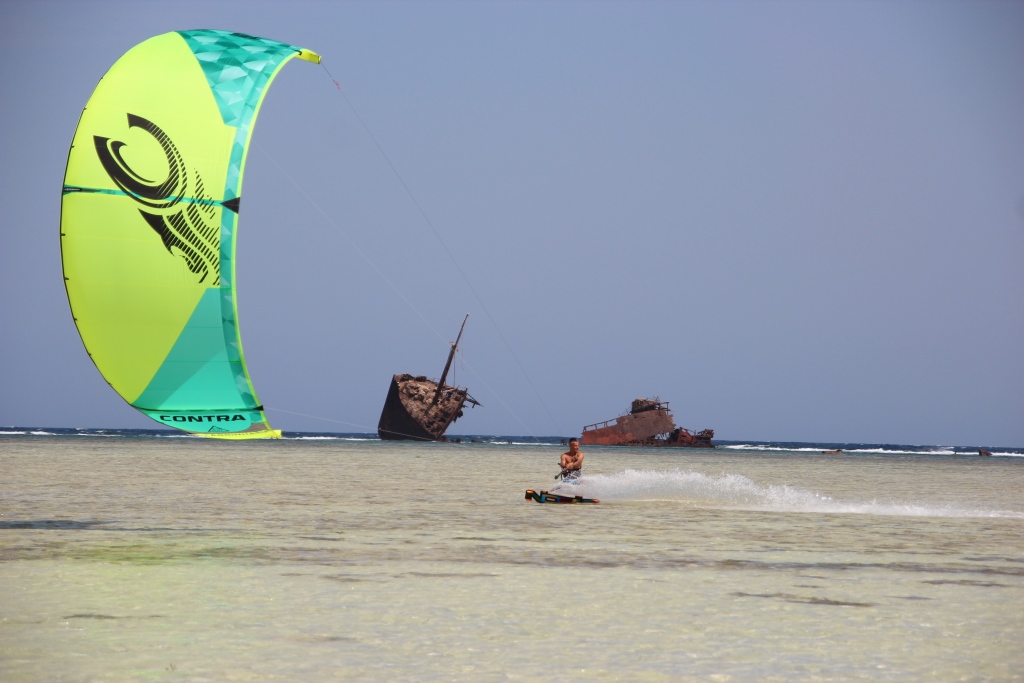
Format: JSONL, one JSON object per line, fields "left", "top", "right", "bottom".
{"left": 2, "top": 0, "right": 1022, "bottom": 446}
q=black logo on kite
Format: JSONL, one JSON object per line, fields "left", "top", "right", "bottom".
{"left": 94, "top": 115, "right": 229, "bottom": 285}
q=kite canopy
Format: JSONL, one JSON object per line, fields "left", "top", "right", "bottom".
{"left": 60, "top": 30, "right": 320, "bottom": 438}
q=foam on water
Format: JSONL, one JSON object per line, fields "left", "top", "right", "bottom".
{"left": 559, "top": 468, "right": 1024, "bottom": 518}
{"left": 720, "top": 443, "right": 1024, "bottom": 457}
{"left": 720, "top": 443, "right": 960, "bottom": 455}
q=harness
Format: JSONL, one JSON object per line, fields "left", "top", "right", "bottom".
{"left": 560, "top": 467, "right": 581, "bottom": 481}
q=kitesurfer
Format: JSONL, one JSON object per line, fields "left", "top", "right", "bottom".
{"left": 559, "top": 438, "right": 584, "bottom": 482}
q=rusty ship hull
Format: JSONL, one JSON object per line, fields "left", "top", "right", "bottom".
{"left": 581, "top": 398, "right": 713, "bottom": 448}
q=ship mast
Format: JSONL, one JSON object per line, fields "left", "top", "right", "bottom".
{"left": 432, "top": 314, "right": 469, "bottom": 406}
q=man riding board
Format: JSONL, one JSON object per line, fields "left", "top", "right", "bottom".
{"left": 559, "top": 437, "right": 584, "bottom": 483}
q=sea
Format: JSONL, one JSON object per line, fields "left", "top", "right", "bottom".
{"left": 1, "top": 428, "right": 1022, "bottom": 682}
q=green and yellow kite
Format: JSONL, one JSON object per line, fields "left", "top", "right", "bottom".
{"left": 61, "top": 30, "right": 320, "bottom": 438}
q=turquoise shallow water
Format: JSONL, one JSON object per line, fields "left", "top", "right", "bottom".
{"left": 1, "top": 436, "right": 1022, "bottom": 681}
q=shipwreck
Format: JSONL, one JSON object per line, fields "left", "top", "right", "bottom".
{"left": 377, "top": 315, "right": 481, "bottom": 442}
{"left": 580, "top": 397, "right": 713, "bottom": 448}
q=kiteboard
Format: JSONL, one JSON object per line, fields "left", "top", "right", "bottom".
{"left": 525, "top": 489, "right": 599, "bottom": 504}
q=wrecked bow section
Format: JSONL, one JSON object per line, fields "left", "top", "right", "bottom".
{"left": 377, "top": 314, "right": 480, "bottom": 442}
{"left": 377, "top": 373, "right": 479, "bottom": 441}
